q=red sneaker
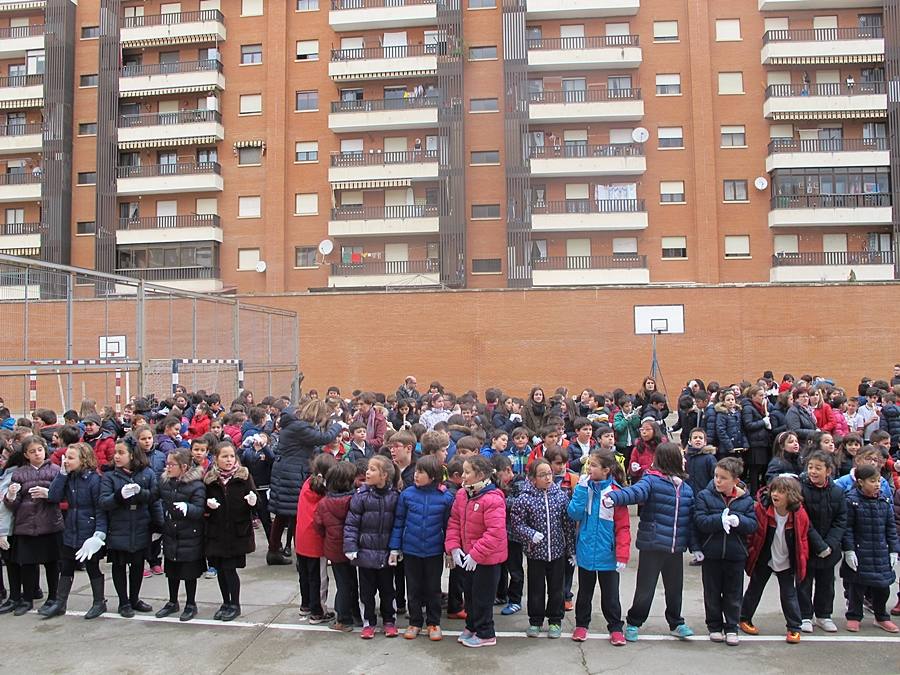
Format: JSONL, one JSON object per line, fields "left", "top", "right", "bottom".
{"left": 571, "top": 627, "right": 588, "bottom": 642}
{"left": 360, "top": 625, "right": 375, "bottom": 640}
{"left": 447, "top": 610, "right": 467, "bottom": 620}
{"left": 564, "top": 599, "right": 574, "bottom": 612}
{"left": 610, "top": 631, "right": 626, "bottom": 646}
{"left": 874, "top": 619, "right": 900, "bottom": 633}
{"left": 384, "top": 623, "right": 398, "bottom": 637}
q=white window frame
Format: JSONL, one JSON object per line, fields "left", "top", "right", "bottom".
{"left": 239, "top": 93, "right": 262, "bottom": 115}
{"left": 237, "top": 248, "right": 261, "bottom": 271}
{"left": 724, "top": 235, "right": 751, "bottom": 258}
{"left": 715, "top": 19, "right": 742, "bottom": 42}
{"left": 296, "top": 40, "right": 319, "bottom": 61}
{"left": 241, "top": 0, "right": 263, "bottom": 16}
{"left": 653, "top": 21, "right": 679, "bottom": 42}
{"left": 238, "top": 195, "right": 261, "bottom": 218}
{"left": 661, "top": 236, "right": 688, "bottom": 259}
{"left": 718, "top": 72, "right": 744, "bottom": 95}
{"left": 294, "top": 193, "right": 318, "bottom": 216}
{"left": 660, "top": 180, "right": 685, "bottom": 204}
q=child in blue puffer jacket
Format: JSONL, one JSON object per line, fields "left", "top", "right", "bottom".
{"left": 604, "top": 442, "right": 697, "bottom": 642}
{"left": 388, "top": 455, "right": 453, "bottom": 641}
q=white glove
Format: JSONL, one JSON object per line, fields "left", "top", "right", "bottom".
{"left": 843, "top": 551, "right": 858, "bottom": 571}
{"left": 601, "top": 496, "right": 614, "bottom": 508}
{"left": 509, "top": 414, "right": 522, "bottom": 423}
{"left": 569, "top": 555, "right": 578, "bottom": 567}
{"left": 532, "top": 436, "right": 542, "bottom": 445}
{"left": 577, "top": 474, "right": 590, "bottom": 488}
{"left": 721, "top": 508, "right": 732, "bottom": 534}
{"left": 206, "top": 498, "right": 220, "bottom": 510}
{"left": 174, "top": 502, "right": 188, "bottom": 516}
{"left": 763, "top": 417, "right": 772, "bottom": 430}
{"left": 121, "top": 483, "right": 140, "bottom": 499}
{"left": 28, "top": 486, "right": 49, "bottom": 499}
{"left": 630, "top": 462, "right": 641, "bottom": 473}
{"left": 462, "top": 554, "right": 477, "bottom": 572}
{"left": 451, "top": 548, "right": 464, "bottom": 568}
{"left": 59, "top": 459, "right": 68, "bottom": 475}
{"left": 0, "top": 535, "right": 8, "bottom": 550}
{"left": 336, "top": 420, "right": 349, "bottom": 430}
{"left": 389, "top": 550, "right": 401, "bottom": 566}
{"left": 244, "top": 491, "right": 258, "bottom": 506}
{"left": 531, "top": 531, "right": 544, "bottom": 544}
{"left": 346, "top": 551, "right": 358, "bottom": 561}
{"left": 818, "top": 546, "right": 832, "bottom": 559}
{"left": 726, "top": 514, "right": 740, "bottom": 529}
{"left": 616, "top": 561, "right": 626, "bottom": 572}
{"left": 75, "top": 532, "right": 106, "bottom": 562}
{"left": 891, "top": 552, "right": 898, "bottom": 568}
{"left": 6, "top": 483, "right": 20, "bottom": 499}
{"left": 693, "top": 551, "right": 705, "bottom": 563}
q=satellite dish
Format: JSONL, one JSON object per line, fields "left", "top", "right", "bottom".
{"left": 754, "top": 176, "right": 769, "bottom": 191}
{"left": 254, "top": 260, "right": 267, "bottom": 273}
{"left": 631, "top": 127, "right": 650, "bottom": 143}
{"left": 318, "top": 239, "right": 334, "bottom": 256}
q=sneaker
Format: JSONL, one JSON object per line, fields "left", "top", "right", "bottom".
{"left": 360, "top": 625, "right": 375, "bottom": 640}
{"left": 457, "top": 628, "right": 474, "bottom": 643}
{"left": 493, "top": 596, "right": 508, "bottom": 606}
{"left": 461, "top": 634, "right": 496, "bottom": 648}
{"left": 309, "top": 611, "right": 335, "bottom": 625}
{"left": 610, "top": 631, "right": 626, "bottom": 646}
{"left": 298, "top": 606, "right": 312, "bottom": 617}
{"left": 501, "top": 603, "right": 521, "bottom": 616}
{"left": 142, "top": 568, "right": 152, "bottom": 578}
{"left": 846, "top": 619, "right": 860, "bottom": 632}
{"left": 427, "top": 625, "right": 443, "bottom": 641}
{"left": 892, "top": 600, "right": 900, "bottom": 617}
{"left": 571, "top": 627, "right": 588, "bottom": 642}
{"left": 150, "top": 565, "right": 164, "bottom": 576}
{"left": 786, "top": 631, "right": 801, "bottom": 644}
{"left": 384, "top": 623, "right": 398, "bottom": 637}
{"left": 564, "top": 599, "right": 574, "bottom": 612}
{"left": 709, "top": 631, "right": 725, "bottom": 642}
{"left": 252, "top": 518, "right": 261, "bottom": 529}
{"left": 447, "top": 610, "right": 468, "bottom": 620}
{"left": 670, "top": 624, "right": 694, "bottom": 640}
{"left": 800, "top": 619, "right": 813, "bottom": 633}
{"left": 624, "top": 624, "right": 639, "bottom": 642}
{"left": 329, "top": 622, "right": 353, "bottom": 633}
{"left": 204, "top": 567, "right": 217, "bottom": 579}
{"left": 547, "top": 624, "right": 562, "bottom": 639}
{"left": 739, "top": 621, "right": 758, "bottom": 635}
{"left": 404, "top": 626, "right": 421, "bottom": 640}
{"left": 815, "top": 617, "right": 838, "bottom": 633}
{"left": 396, "top": 606, "right": 407, "bottom": 616}
{"left": 874, "top": 619, "right": 900, "bottom": 633}
{"left": 725, "top": 633, "right": 739, "bottom": 647}
{"left": 526, "top": 625, "right": 541, "bottom": 638}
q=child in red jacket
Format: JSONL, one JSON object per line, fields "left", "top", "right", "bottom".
{"left": 295, "top": 452, "right": 336, "bottom": 624}
{"left": 186, "top": 403, "right": 211, "bottom": 440}
{"left": 629, "top": 421, "right": 660, "bottom": 484}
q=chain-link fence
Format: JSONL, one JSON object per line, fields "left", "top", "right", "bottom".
{"left": 0, "top": 253, "right": 298, "bottom": 416}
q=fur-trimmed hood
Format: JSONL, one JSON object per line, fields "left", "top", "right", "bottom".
{"left": 160, "top": 464, "right": 204, "bottom": 485}
{"left": 203, "top": 464, "right": 250, "bottom": 485}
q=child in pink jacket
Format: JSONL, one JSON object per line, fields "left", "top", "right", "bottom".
{"left": 445, "top": 454, "right": 507, "bottom": 648}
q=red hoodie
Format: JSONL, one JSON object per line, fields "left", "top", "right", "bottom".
{"left": 295, "top": 478, "right": 325, "bottom": 558}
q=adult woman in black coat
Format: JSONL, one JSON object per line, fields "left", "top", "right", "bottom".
{"left": 742, "top": 386, "right": 774, "bottom": 496}
{"left": 786, "top": 388, "right": 818, "bottom": 443}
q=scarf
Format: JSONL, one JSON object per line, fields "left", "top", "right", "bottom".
{"left": 752, "top": 400, "right": 767, "bottom": 416}
{"left": 464, "top": 478, "right": 491, "bottom": 498}
{"left": 218, "top": 466, "right": 237, "bottom": 484}
{"left": 531, "top": 401, "right": 546, "bottom": 417}
{"left": 364, "top": 408, "right": 377, "bottom": 442}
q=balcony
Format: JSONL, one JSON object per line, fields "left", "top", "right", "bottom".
{"left": 116, "top": 162, "right": 223, "bottom": 195}
{"left": 116, "top": 214, "right": 223, "bottom": 246}
{"left": 329, "top": 204, "right": 439, "bottom": 237}
{"left": 329, "top": 0, "right": 437, "bottom": 32}
{"left": 329, "top": 97, "right": 438, "bottom": 133}
{"left": 759, "top": 0, "right": 880, "bottom": 10}
{"left": 329, "top": 258, "right": 440, "bottom": 288}
{"left": 120, "top": 10, "right": 226, "bottom": 47}
{"left": 527, "top": 35, "right": 642, "bottom": 71}
{"left": 531, "top": 199, "right": 648, "bottom": 232}
{"left": 0, "top": 0, "right": 45, "bottom": 11}
{"left": 528, "top": 143, "right": 645, "bottom": 177}
{"left": 0, "top": 221, "right": 41, "bottom": 255}
{"left": 763, "top": 82, "right": 886, "bottom": 120}
{"left": 532, "top": 255, "right": 649, "bottom": 286}
{"left": 528, "top": 88, "right": 643, "bottom": 123}
{"left": 118, "top": 109, "right": 224, "bottom": 149}
{"left": 328, "top": 150, "right": 439, "bottom": 183}
{"left": 0, "top": 24, "right": 43, "bottom": 59}
{"left": 119, "top": 60, "right": 225, "bottom": 98}
{"left": 761, "top": 27, "right": 883, "bottom": 65}
{"left": 768, "top": 193, "right": 892, "bottom": 227}
{"left": 770, "top": 250, "right": 894, "bottom": 282}
{"left": 766, "top": 137, "right": 888, "bottom": 171}
{"left": 526, "top": 0, "right": 639, "bottom": 19}
{"left": 0, "top": 122, "right": 41, "bottom": 155}
{"left": 329, "top": 44, "right": 437, "bottom": 82}
{"left": 0, "top": 172, "right": 40, "bottom": 202}
{"left": 114, "top": 265, "right": 223, "bottom": 294}
{"left": 0, "top": 73, "right": 42, "bottom": 108}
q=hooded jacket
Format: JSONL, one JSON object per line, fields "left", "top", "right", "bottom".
{"left": 100, "top": 466, "right": 161, "bottom": 552}
{"left": 567, "top": 477, "right": 630, "bottom": 571}
{"left": 344, "top": 483, "right": 399, "bottom": 569}
{"left": 693, "top": 482, "right": 757, "bottom": 561}
{"left": 715, "top": 403, "right": 747, "bottom": 456}
{"left": 389, "top": 482, "right": 454, "bottom": 558}
{"left": 83, "top": 428, "right": 116, "bottom": 470}
{"left": 4, "top": 461, "right": 64, "bottom": 537}
{"left": 314, "top": 491, "right": 354, "bottom": 563}
{"left": 745, "top": 488, "right": 810, "bottom": 582}
{"left": 799, "top": 473, "right": 847, "bottom": 569}
{"left": 509, "top": 482, "right": 574, "bottom": 562}
{"left": 843, "top": 486, "right": 900, "bottom": 587}
{"left": 741, "top": 399, "right": 773, "bottom": 466}
{"left": 685, "top": 444, "right": 717, "bottom": 497}
{"left": 445, "top": 482, "right": 507, "bottom": 566}
{"left": 295, "top": 478, "right": 326, "bottom": 558}
{"left": 48, "top": 468, "right": 107, "bottom": 549}
{"left": 158, "top": 465, "right": 206, "bottom": 562}
{"left": 203, "top": 465, "right": 256, "bottom": 559}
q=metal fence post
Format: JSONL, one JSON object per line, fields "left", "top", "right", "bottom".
{"left": 233, "top": 299, "right": 240, "bottom": 361}
{"left": 66, "top": 272, "right": 74, "bottom": 409}
{"left": 136, "top": 280, "right": 145, "bottom": 397}
{"left": 22, "top": 265, "right": 29, "bottom": 361}
{"left": 191, "top": 297, "right": 197, "bottom": 359}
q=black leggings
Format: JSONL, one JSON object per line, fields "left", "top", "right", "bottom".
{"left": 111, "top": 551, "right": 146, "bottom": 605}
{"left": 60, "top": 556, "right": 102, "bottom": 579}
{"left": 5, "top": 560, "right": 21, "bottom": 601}
{"left": 268, "top": 515, "right": 295, "bottom": 553}
{"left": 216, "top": 568, "right": 241, "bottom": 606}
{"left": 20, "top": 562, "right": 58, "bottom": 602}
{"left": 168, "top": 577, "right": 197, "bottom": 606}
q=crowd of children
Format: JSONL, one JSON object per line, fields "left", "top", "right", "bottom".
{"left": 0, "top": 368, "right": 899, "bottom": 650}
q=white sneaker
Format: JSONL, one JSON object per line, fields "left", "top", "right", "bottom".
{"left": 800, "top": 619, "right": 814, "bottom": 633}
{"left": 725, "top": 632, "right": 739, "bottom": 646}
{"left": 709, "top": 631, "right": 725, "bottom": 642}
{"left": 815, "top": 617, "right": 838, "bottom": 633}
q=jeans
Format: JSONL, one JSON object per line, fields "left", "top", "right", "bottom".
{"left": 626, "top": 550, "right": 685, "bottom": 630}
{"left": 740, "top": 564, "right": 801, "bottom": 631}
{"left": 701, "top": 558, "right": 744, "bottom": 633}
{"left": 575, "top": 567, "right": 623, "bottom": 632}
{"left": 526, "top": 557, "right": 565, "bottom": 626}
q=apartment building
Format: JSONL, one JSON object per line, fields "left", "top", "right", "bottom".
{"left": 0, "top": 0, "right": 895, "bottom": 296}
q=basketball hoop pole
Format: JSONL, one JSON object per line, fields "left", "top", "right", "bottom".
{"left": 650, "top": 331, "right": 668, "bottom": 397}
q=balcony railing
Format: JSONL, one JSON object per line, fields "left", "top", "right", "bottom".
{"left": 770, "top": 193, "right": 891, "bottom": 209}
{"left": 763, "top": 27, "right": 883, "bottom": 44}
{"left": 528, "top": 87, "right": 642, "bottom": 103}
{"left": 116, "top": 162, "right": 221, "bottom": 179}
{"left": 330, "top": 44, "right": 435, "bottom": 61}
{"left": 122, "top": 10, "right": 225, "bottom": 27}
{"left": 330, "top": 150, "right": 438, "bottom": 166}
{"left": 772, "top": 250, "right": 894, "bottom": 266}
{"left": 331, "top": 0, "right": 435, "bottom": 7}
{"left": 120, "top": 59, "right": 223, "bottom": 78}
{"left": 0, "top": 73, "right": 42, "bottom": 88}
{"left": 119, "top": 109, "right": 222, "bottom": 128}
{"left": 527, "top": 35, "right": 639, "bottom": 50}
{"left": 0, "top": 221, "right": 42, "bottom": 235}
{"left": 765, "top": 82, "right": 886, "bottom": 98}
{"left": 0, "top": 172, "right": 40, "bottom": 185}
{"left": 118, "top": 214, "right": 221, "bottom": 230}
{"left": 330, "top": 259, "right": 439, "bottom": 275}
{"left": 0, "top": 122, "right": 42, "bottom": 136}
{"left": 331, "top": 204, "right": 438, "bottom": 220}
{"left": 330, "top": 97, "right": 439, "bottom": 113}
{"left": 0, "top": 24, "right": 44, "bottom": 39}
{"left": 532, "top": 198, "right": 646, "bottom": 214}
{"left": 528, "top": 143, "right": 644, "bottom": 159}
{"left": 767, "top": 137, "right": 889, "bottom": 153}
{"left": 533, "top": 254, "right": 647, "bottom": 270}
{"left": 115, "top": 266, "right": 220, "bottom": 281}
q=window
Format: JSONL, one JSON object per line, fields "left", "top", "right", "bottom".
{"left": 76, "top": 221, "right": 95, "bottom": 234}
{"left": 471, "top": 204, "right": 500, "bottom": 219}
{"left": 295, "top": 90, "right": 318, "bottom": 111}
{"left": 724, "top": 235, "right": 750, "bottom": 258}
{"left": 77, "top": 171, "right": 96, "bottom": 185}
{"left": 471, "top": 150, "right": 500, "bottom": 165}
{"left": 723, "top": 179, "right": 748, "bottom": 202}
{"left": 295, "top": 246, "right": 316, "bottom": 268}
{"left": 238, "top": 146, "right": 262, "bottom": 165}
{"left": 238, "top": 195, "right": 261, "bottom": 218}
{"left": 469, "top": 0, "right": 495, "bottom": 7}
{"left": 79, "top": 73, "right": 98, "bottom": 87}
{"left": 469, "top": 46, "right": 497, "bottom": 60}
{"left": 612, "top": 237, "right": 638, "bottom": 256}
{"left": 653, "top": 21, "right": 678, "bottom": 42}
{"left": 720, "top": 125, "right": 746, "bottom": 147}
{"left": 296, "top": 40, "right": 319, "bottom": 61}
{"left": 470, "top": 98, "right": 499, "bottom": 112}
{"left": 773, "top": 234, "right": 799, "bottom": 254}
{"left": 769, "top": 123, "right": 793, "bottom": 140}
{"left": 656, "top": 73, "right": 681, "bottom": 96}
{"left": 472, "top": 258, "right": 501, "bottom": 273}
{"left": 240, "top": 44, "right": 262, "bottom": 64}
{"left": 241, "top": 0, "right": 263, "bottom": 16}
{"left": 660, "top": 180, "right": 685, "bottom": 203}
{"left": 715, "top": 19, "right": 741, "bottom": 41}
{"left": 658, "top": 127, "right": 684, "bottom": 149}
{"left": 661, "top": 236, "right": 687, "bottom": 259}
{"left": 718, "top": 72, "right": 744, "bottom": 95}
{"left": 296, "top": 0, "right": 318, "bottom": 10}
{"left": 239, "top": 94, "right": 262, "bottom": 115}
{"left": 295, "top": 193, "right": 318, "bottom": 215}
{"left": 80, "top": 26, "right": 100, "bottom": 39}
{"left": 295, "top": 141, "right": 318, "bottom": 162}
{"left": 78, "top": 122, "right": 97, "bottom": 135}
{"left": 238, "top": 248, "right": 260, "bottom": 271}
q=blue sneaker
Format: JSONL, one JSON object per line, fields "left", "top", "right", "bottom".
{"left": 501, "top": 603, "right": 521, "bottom": 616}
{"left": 461, "top": 634, "right": 496, "bottom": 648}
{"left": 526, "top": 625, "right": 541, "bottom": 638}
{"left": 624, "top": 624, "right": 639, "bottom": 642}
{"left": 204, "top": 567, "right": 217, "bottom": 579}
{"left": 671, "top": 624, "right": 694, "bottom": 640}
